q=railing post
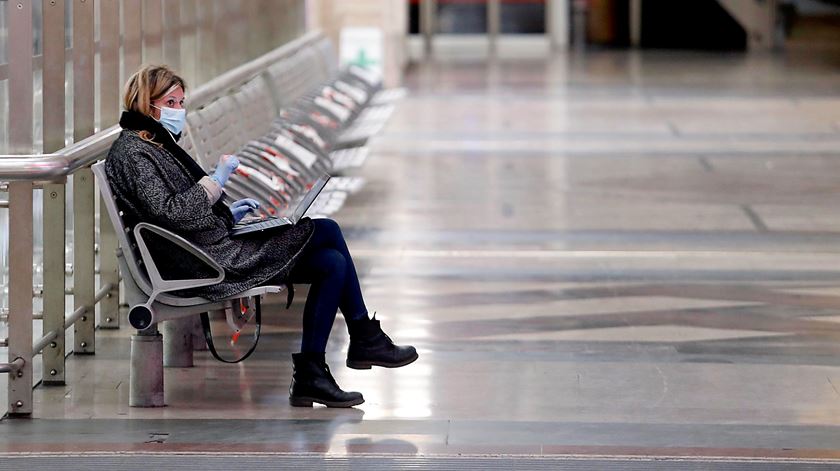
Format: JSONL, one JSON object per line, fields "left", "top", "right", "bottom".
{"left": 42, "top": 182, "right": 66, "bottom": 382}
{"left": 162, "top": 0, "right": 182, "bottom": 69}
{"left": 7, "top": 183, "right": 33, "bottom": 415}
{"left": 42, "top": 0, "right": 68, "bottom": 385}
{"left": 73, "top": 0, "right": 96, "bottom": 354}
{"left": 143, "top": 0, "right": 164, "bottom": 64}
{"left": 180, "top": 0, "right": 199, "bottom": 87}
{"left": 196, "top": 0, "right": 217, "bottom": 84}
{"left": 98, "top": 0, "right": 121, "bottom": 330}
{"left": 122, "top": 0, "right": 142, "bottom": 83}
{"left": 73, "top": 168, "right": 96, "bottom": 354}
{"left": 7, "top": 0, "right": 34, "bottom": 416}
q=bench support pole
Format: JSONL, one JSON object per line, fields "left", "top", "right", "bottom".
{"left": 129, "top": 328, "right": 165, "bottom": 407}
{"left": 163, "top": 317, "right": 195, "bottom": 368}
{"left": 192, "top": 315, "right": 208, "bottom": 351}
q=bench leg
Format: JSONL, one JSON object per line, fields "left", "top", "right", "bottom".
{"left": 163, "top": 317, "right": 195, "bottom": 368}
{"left": 129, "top": 329, "right": 165, "bottom": 407}
{"left": 192, "top": 315, "right": 208, "bottom": 351}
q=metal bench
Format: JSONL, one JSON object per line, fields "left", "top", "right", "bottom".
{"left": 92, "top": 161, "right": 283, "bottom": 407}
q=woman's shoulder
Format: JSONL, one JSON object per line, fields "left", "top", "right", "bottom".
{"left": 108, "top": 130, "right": 166, "bottom": 161}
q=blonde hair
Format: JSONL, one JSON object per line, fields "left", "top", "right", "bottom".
{"left": 123, "top": 64, "right": 187, "bottom": 141}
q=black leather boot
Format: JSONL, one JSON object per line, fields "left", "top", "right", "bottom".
{"left": 346, "top": 315, "right": 419, "bottom": 370}
{"left": 289, "top": 352, "right": 364, "bottom": 408}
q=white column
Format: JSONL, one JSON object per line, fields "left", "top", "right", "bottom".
{"left": 548, "top": 0, "right": 570, "bottom": 50}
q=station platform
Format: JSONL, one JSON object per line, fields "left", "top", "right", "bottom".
{"left": 3, "top": 50, "right": 840, "bottom": 469}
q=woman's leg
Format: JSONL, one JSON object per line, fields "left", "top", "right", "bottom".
{"left": 304, "top": 218, "right": 368, "bottom": 321}
{"left": 288, "top": 246, "right": 346, "bottom": 353}
{"left": 288, "top": 218, "right": 366, "bottom": 352}
{"left": 286, "top": 238, "right": 364, "bottom": 408}
{"left": 291, "top": 218, "right": 417, "bottom": 371}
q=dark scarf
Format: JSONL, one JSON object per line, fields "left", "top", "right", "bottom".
{"left": 118, "top": 110, "right": 208, "bottom": 184}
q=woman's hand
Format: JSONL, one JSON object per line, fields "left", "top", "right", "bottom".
{"left": 230, "top": 198, "right": 260, "bottom": 223}
{"left": 211, "top": 154, "right": 240, "bottom": 187}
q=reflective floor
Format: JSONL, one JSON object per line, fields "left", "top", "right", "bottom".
{"left": 5, "top": 50, "right": 840, "bottom": 466}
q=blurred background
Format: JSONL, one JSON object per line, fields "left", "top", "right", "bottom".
{"left": 2, "top": 0, "right": 840, "bottom": 155}
{"left": 3, "top": 1, "right": 840, "bottom": 463}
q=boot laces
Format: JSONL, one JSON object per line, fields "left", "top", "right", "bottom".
{"left": 373, "top": 312, "right": 395, "bottom": 345}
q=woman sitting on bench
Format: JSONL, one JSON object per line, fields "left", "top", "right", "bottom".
{"left": 105, "top": 65, "right": 417, "bottom": 408}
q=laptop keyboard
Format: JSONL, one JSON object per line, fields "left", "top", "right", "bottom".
{"left": 232, "top": 217, "right": 290, "bottom": 235}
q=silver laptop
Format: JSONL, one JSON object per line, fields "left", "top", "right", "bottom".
{"left": 230, "top": 174, "right": 330, "bottom": 237}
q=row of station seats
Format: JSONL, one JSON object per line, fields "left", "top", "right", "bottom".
{"left": 182, "top": 39, "right": 402, "bottom": 220}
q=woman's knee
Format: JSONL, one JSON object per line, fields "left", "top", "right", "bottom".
{"left": 312, "top": 248, "right": 347, "bottom": 280}
{"left": 313, "top": 218, "right": 343, "bottom": 240}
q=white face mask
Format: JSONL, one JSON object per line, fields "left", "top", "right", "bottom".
{"left": 151, "top": 104, "right": 186, "bottom": 135}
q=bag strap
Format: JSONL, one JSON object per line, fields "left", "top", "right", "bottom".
{"left": 200, "top": 296, "right": 261, "bottom": 364}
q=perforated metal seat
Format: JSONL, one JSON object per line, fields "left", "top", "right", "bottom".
{"left": 329, "top": 146, "right": 369, "bottom": 171}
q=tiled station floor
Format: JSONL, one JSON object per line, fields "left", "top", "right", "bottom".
{"left": 5, "top": 50, "right": 840, "bottom": 468}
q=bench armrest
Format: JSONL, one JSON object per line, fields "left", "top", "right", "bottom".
{"left": 133, "top": 222, "right": 225, "bottom": 304}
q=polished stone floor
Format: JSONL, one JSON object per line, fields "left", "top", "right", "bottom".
{"left": 5, "top": 49, "right": 840, "bottom": 467}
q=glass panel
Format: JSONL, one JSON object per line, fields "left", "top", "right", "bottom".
{"left": 501, "top": 0, "right": 545, "bottom": 34}
{"left": 437, "top": 0, "right": 487, "bottom": 34}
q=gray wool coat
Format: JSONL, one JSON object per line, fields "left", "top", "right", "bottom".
{"left": 105, "top": 130, "right": 314, "bottom": 301}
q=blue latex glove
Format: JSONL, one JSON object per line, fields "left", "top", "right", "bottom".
{"left": 230, "top": 198, "right": 260, "bottom": 224}
{"left": 211, "top": 154, "right": 240, "bottom": 187}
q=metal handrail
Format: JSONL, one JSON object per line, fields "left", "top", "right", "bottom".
{"left": 0, "top": 30, "right": 324, "bottom": 181}
{"left": 0, "top": 357, "right": 25, "bottom": 374}
{"left": 0, "top": 282, "right": 116, "bottom": 356}
{"left": 0, "top": 125, "right": 121, "bottom": 181}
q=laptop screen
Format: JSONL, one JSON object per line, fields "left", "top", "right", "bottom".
{"left": 290, "top": 174, "right": 331, "bottom": 223}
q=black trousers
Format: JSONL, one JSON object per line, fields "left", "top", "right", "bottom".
{"left": 287, "top": 218, "right": 368, "bottom": 352}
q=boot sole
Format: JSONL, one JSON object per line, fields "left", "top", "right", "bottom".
{"left": 289, "top": 395, "right": 365, "bottom": 408}
{"left": 346, "top": 351, "right": 419, "bottom": 370}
